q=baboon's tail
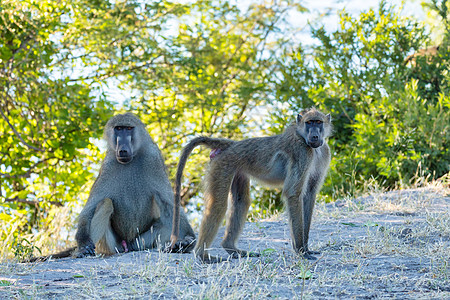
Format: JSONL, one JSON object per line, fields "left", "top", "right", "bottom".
{"left": 23, "top": 246, "right": 76, "bottom": 263}
{"left": 170, "top": 136, "right": 234, "bottom": 246}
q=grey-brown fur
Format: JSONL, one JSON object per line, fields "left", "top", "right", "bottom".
{"left": 74, "top": 113, "right": 195, "bottom": 257}
{"left": 171, "top": 108, "right": 332, "bottom": 263}
{"left": 27, "top": 113, "right": 195, "bottom": 262}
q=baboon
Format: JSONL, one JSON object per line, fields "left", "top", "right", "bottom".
{"left": 171, "top": 107, "right": 332, "bottom": 263}
{"left": 29, "top": 113, "right": 195, "bottom": 262}
{"left": 75, "top": 113, "right": 195, "bottom": 257}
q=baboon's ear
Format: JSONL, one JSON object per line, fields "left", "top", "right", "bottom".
{"left": 326, "top": 114, "right": 331, "bottom": 123}
{"left": 296, "top": 114, "right": 302, "bottom": 123}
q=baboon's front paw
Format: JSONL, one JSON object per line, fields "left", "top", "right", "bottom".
{"left": 163, "top": 242, "right": 183, "bottom": 253}
{"left": 165, "top": 236, "right": 196, "bottom": 253}
{"left": 302, "top": 252, "right": 317, "bottom": 260}
{"left": 176, "top": 236, "right": 196, "bottom": 253}
{"left": 76, "top": 243, "right": 96, "bottom": 258}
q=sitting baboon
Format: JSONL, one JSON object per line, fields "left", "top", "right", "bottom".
{"left": 171, "top": 108, "right": 332, "bottom": 263}
{"left": 29, "top": 113, "right": 195, "bottom": 261}
{"left": 75, "top": 113, "right": 195, "bottom": 257}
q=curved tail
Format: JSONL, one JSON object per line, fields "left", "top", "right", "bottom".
{"left": 170, "top": 136, "right": 234, "bottom": 246}
{"left": 23, "top": 246, "right": 76, "bottom": 263}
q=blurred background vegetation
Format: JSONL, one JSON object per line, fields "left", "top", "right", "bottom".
{"left": 0, "top": 0, "right": 449, "bottom": 258}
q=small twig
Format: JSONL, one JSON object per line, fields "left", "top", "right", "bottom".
{"left": 0, "top": 105, "right": 44, "bottom": 152}
{"left": 0, "top": 157, "right": 51, "bottom": 178}
{"left": 3, "top": 197, "right": 63, "bottom": 207}
{"left": 0, "top": 172, "right": 29, "bottom": 178}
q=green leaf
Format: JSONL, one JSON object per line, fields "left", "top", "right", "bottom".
{"left": 261, "top": 248, "right": 276, "bottom": 255}
{"left": 341, "top": 222, "right": 359, "bottom": 227}
{"left": 297, "top": 269, "right": 313, "bottom": 280}
{"left": 363, "top": 221, "right": 378, "bottom": 227}
{"left": 0, "top": 280, "right": 12, "bottom": 286}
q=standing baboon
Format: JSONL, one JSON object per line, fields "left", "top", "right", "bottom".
{"left": 75, "top": 113, "right": 195, "bottom": 257}
{"left": 171, "top": 108, "right": 331, "bottom": 263}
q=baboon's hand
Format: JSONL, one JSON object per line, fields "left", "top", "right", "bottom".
{"left": 165, "top": 235, "right": 196, "bottom": 253}
{"left": 295, "top": 247, "right": 318, "bottom": 260}
{"left": 76, "top": 242, "right": 96, "bottom": 258}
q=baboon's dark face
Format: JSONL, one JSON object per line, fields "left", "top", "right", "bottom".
{"left": 304, "top": 119, "right": 324, "bottom": 148}
{"left": 296, "top": 110, "right": 331, "bottom": 148}
{"left": 114, "top": 126, "right": 135, "bottom": 164}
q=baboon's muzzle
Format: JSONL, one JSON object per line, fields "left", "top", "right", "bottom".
{"left": 115, "top": 136, "right": 133, "bottom": 164}
{"left": 307, "top": 131, "right": 323, "bottom": 148}
{"left": 116, "top": 147, "right": 133, "bottom": 164}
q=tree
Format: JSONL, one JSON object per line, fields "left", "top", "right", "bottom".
{"left": 273, "top": 0, "right": 449, "bottom": 198}
{"left": 0, "top": 0, "right": 113, "bottom": 251}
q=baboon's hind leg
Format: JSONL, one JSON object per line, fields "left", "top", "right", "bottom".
{"left": 221, "top": 172, "right": 259, "bottom": 258}
{"left": 127, "top": 220, "right": 171, "bottom": 251}
{"left": 90, "top": 198, "right": 122, "bottom": 255}
{"left": 194, "top": 168, "right": 234, "bottom": 263}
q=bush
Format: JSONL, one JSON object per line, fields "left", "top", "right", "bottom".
{"left": 274, "top": 1, "right": 450, "bottom": 198}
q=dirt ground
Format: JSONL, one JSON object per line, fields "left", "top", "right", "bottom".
{"left": 0, "top": 186, "right": 449, "bottom": 299}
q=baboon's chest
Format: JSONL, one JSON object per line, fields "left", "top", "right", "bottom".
{"left": 108, "top": 179, "right": 155, "bottom": 240}
{"left": 111, "top": 197, "right": 154, "bottom": 240}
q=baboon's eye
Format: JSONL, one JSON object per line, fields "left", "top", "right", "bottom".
{"left": 316, "top": 120, "right": 323, "bottom": 124}
{"left": 126, "top": 126, "right": 134, "bottom": 130}
{"left": 116, "top": 126, "right": 124, "bottom": 131}
{"left": 306, "top": 121, "right": 312, "bottom": 125}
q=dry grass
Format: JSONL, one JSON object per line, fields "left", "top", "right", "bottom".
{"left": 0, "top": 205, "right": 75, "bottom": 262}
{"left": 0, "top": 182, "right": 449, "bottom": 299}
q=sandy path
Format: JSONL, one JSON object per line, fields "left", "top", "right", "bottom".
{"left": 1, "top": 187, "right": 449, "bottom": 299}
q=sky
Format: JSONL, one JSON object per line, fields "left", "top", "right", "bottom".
{"left": 291, "top": 0, "right": 425, "bottom": 44}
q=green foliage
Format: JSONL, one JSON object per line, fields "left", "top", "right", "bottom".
{"left": 0, "top": 0, "right": 115, "bottom": 248}
{"left": 0, "top": 280, "right": 12, "bottom": 287}
{"left": 1, "top": 0, "right": 448, "bottom": 257}
{"left": 13, "top": 237, "right": 41, "bottom": 261}
{"left": 274, "top": 1, "right": 450, "bottom": 198}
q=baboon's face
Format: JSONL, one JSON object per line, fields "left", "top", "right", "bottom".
{"left": 296, "top": 110, "right": 331, "bottom": 148}
{"left": 114, "top": 126, "right": 135, "bottom": 164}
{"left": 303, "top": 119, "right": 324, "bottom": 148}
